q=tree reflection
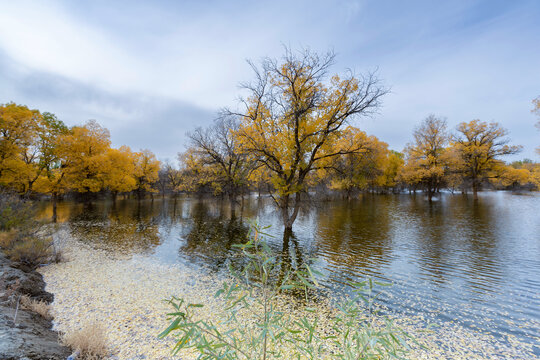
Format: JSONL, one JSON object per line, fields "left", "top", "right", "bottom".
{"left": 313, "top": 195, "right": 394, "bottom": 282}
{"left": 61, "top": 199, "right": 162, "bottom": 253}
{"left": 179, "top": 200, "right": 250, "bottom": 271}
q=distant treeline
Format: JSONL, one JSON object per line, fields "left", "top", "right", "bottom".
{"left": 1, "top": 102, "right": 537, "bottom": 202}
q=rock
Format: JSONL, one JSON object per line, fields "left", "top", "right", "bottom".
{"left": 0, "top": 253, "right": 53, "bottom": 303}
{"left": 0, "top": 304, "right": 71, "bottom": 359}
{"left": 0, "top": 252, "right": 71, "bottom": 359}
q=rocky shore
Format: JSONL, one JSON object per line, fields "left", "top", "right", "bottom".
{"left": 0, "top": 252, "right": 71, "bottom": 360}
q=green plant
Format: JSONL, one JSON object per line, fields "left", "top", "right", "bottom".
{"left": 0, "top": 191, "right": 36, "bottom": 231}
{"left": 161, "top": 221, "right": 414, "bottom": 359}
{"left": 0, "top": 191, "right": 55, "bottom": 269}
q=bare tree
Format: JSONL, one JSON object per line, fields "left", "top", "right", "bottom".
{"left": 187, "top": 116, "right": 256, "bottom": 202}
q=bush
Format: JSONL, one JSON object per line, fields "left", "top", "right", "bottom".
{"left": 62, "top": 322, "right": 108, "bottom": 360}
{"left": 160, "top": 222, "right": 415, "bottom": 359}
{"left": 20, "top": 295, "right": 53, "bottom": 320}
{"left": 0, "top": 191, "right": 36, "bottom": 231}
{"left": 0, "top": 191, "right": 56, "bottom": 269}
{"left": 3, "top": 233, "right": 54, "bottom": 269}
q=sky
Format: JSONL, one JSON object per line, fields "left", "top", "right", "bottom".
{"left": 0, "top": 0, "right": 539, "bottom": 162}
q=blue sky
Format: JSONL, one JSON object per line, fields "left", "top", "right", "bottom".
{"left": 1, "top": 0, "right": 539, "bottom": 162}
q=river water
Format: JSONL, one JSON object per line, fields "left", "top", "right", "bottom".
{"left": 39, "top": 192, "right": 540, "bottom": 355}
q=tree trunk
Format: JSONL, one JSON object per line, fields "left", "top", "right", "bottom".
{"left": 52, "top": 192, "right": 58, "bottom": 223}
{"left": 472, "top": 179, "right": 479, "bottom": 200}
{"left": 280, "top": 193, "right": 301, "bottom": 232}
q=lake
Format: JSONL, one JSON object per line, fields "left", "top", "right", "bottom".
{"left": 38, "top": 192, "right": 540, "bottom": 355}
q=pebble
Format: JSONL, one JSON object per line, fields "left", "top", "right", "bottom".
{"left": 39, "top": 234, "right": 538, "bottom": 359}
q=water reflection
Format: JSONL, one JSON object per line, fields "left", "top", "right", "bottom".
{"left": 314, "top": 196, "right": 394, "bottom": 283}
{"left": 179, "top": 201, "right": 249, "bottom": 271}
{"left": 37, "top": 192, "right": 540, "bottom": 347}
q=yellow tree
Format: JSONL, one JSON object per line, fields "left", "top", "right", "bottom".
{"left": 18, "top": 112, "right": 68, "bottom": 195}
{"left": 530, "top": 164, "right": 540, "bottom": 189}
{"left": 452, "top": 120, "right": 522, "bottom": 199}
{"left": 177, "top": 148, "right": 208, "bottom": 193}
{"left": 402, "top": 115, "right": 449, "bottom": 201}
{"left": 231, "top": 49, "right": 387, "bottom": 231}
{"left": 56, "top": 120, "right": 111, "bottom": 195}
{"left": 492, "top": 164, "right": 531, "bottom": 189}
{"left": 319, "top": 127, "right": 387, "bottom": 198}
{"left": 132, "top": 149, "right": 160, "bottom": 199}
{"left": 377, "top": 150, "right": 404, "bottom": 192}
{"left": 0, "top": 103, "right": 41, "bottom": 191}
{"left": 102, "top": 146, "right": 137, "bottom": 201}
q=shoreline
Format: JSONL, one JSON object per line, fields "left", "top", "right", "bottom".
{"left": 0, "top": 251, "right": 71, "bottom": 360}
{"left": 38, "top": 233, "right": 538, "bottom": 359}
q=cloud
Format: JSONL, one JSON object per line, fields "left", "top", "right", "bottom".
{"left": 0, "top": 0, "right": 538, "bottom": 161}
{"left": 0, "top": 52, "right": 215, "bottom": 161}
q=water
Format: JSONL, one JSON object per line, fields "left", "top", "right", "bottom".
{"left": 38, "top": 192, "right": 540, "bottom": 351}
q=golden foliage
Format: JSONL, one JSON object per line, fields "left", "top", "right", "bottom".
{"left": 102, "top": 146, "right": 137, "bottom": 194}
{"left": 452, "top": 120, "right": 522, "bottom": 197}
{"left": 132, "top": 149, "right": 160, "bottom": 195}
{"left": 231, "top": 49, "right": 387, "bottom": 227}
{"left": 400, "top": 115, "right": 449, "bottom": 198}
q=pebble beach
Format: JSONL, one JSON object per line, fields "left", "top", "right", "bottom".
{"left": 40, "top": 232, "right": 539, "bottom": 359}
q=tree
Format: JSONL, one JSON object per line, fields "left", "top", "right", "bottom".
{"left": 132, "top": 149, "right": 160, "bottom": 199}
{"left": 0, "top": 103, "right": 41, "bottom": 191}
{"left": 318, "top": 127, "right": 387, "bottom": 198}
{"left": 56, "top": 120, "right": 111, "bottom": 195}
{"left": 177, "top": 148, "right": 211, "bottom": 193}
{"left": 230, "top": 48, "right": 387, "bottom": 231}
{"left": 102, "top": 146, "right": 137, "bottom": 201}
{"left": 19, "top": 112, "right": 68, "bottom": 195}
{"left": 377, "top": 150, "right": 404, "bottom": 193}
{"left": 452, "top": 120, "right": 522, "bottom": 199}
{"left": 187, "top": 117, "right": 255, "bottom": 201}
{"left": 493, "top": 164, "right": 530, "bottom": 189}
{"left": 402, "top": 115, "right": 449, "bottom": 201}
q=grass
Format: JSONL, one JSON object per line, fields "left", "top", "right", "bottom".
{"left": 62, "top": 322, "right": 109, "bottom": 360}
{"left": 0, "top": 191, "right": 62, "bottom": 269}
{"left": 20, "top": 295, "right": 53, "bottom": 320}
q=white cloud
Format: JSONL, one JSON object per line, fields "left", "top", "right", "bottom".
{"left": 0, "top": 0, "right": 538, "bottom": 160}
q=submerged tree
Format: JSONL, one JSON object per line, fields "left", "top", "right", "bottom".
{"left": 452, "top": 120, "right": 522, "bottom": 199}
{"left": 318, "top": 127, "right": 391, "bottom": 198}
{"left": 229, "top": 48, "right": 387, "bottom": 231}
{"left": 401, "top": 115, "right": 449, "bottom": 201}
{"left": 103, "top": 146, "right": 137, "bottom": 201}
{"left": 132, "top": 149, "right": 160, "bottom": 200}
{"left": 187, "top": 117, "right": 255, "bottom": 202}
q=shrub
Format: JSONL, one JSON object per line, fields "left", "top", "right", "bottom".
{"left": 0, "top": 191, "right": 56, "bottom": 269}
{"left": 20, "top": 295, "right": 53, "bottom": 320}
{"left": 0, "top": 191, "right": 36, "bottom": 231}
{"left": 160, "top": 222, "right": 414, "bottom": 359}
{"left": 62, "top": 322, "right": 108, "bottom": 360}
{"left": 4, "top": 234, "right": 54, "bottom": 269}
